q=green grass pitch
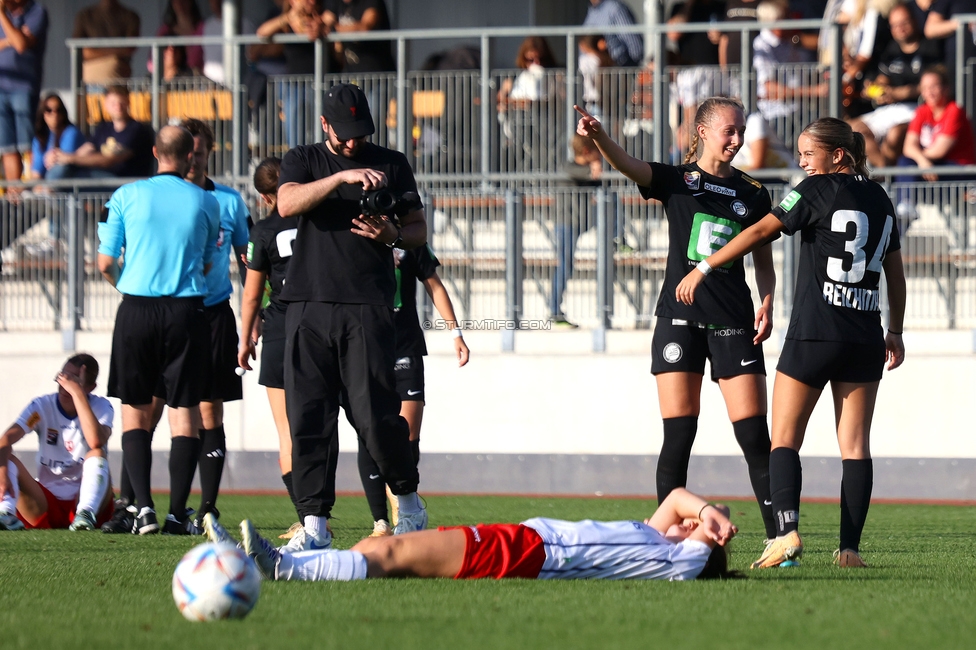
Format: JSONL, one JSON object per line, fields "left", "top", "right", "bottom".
{"left": 1, "top": 493, "right": 973, "bottom": 649}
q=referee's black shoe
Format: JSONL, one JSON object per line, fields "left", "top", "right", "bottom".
{"left": 135, "top": 507, "right": 160, "bottom": 535}
{"left": 101, "top": 500, "right": 136, "bottom": 534}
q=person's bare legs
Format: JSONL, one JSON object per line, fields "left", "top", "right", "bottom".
{"left": 8, "top": 455, "right": 49, "bottom": 525}
{"left": 267, "top": 388, "right": 291, "bottom": 474}
{"left": 352, "top": 528, "right": 466, "bottom": 578}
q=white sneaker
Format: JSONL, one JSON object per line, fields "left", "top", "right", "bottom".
{"left": 278, "top": 523, "right": 332, "bottom": 555}
{"left": 0, "top": 512, "right": 25, "bottom": 531}
{"left": 394, "top": 507, "right": 428, "bottom": 535}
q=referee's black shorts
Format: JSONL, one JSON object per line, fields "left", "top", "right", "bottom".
{"left": 203, "top": 299, "right": 243, "bottom": 402}
{"left": 258, "top": 302, "right": 287, "bottom": 389}
{"left": 108, "top": 295, "right": 211, "bottom": 407}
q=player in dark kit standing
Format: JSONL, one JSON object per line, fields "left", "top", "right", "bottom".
{"left": 677, "top": 117, "right": 907, "bottom": 568}
{"left": 575, "top": 99, "right": 779, "bottom": 543}
{"left": 96, "top": 125, "right": 220, "bottom": 535}
{"left": 276, "top": 83, "right": 428, "bottom": 549}
{"left": 358, "top": 243, "right": 470, "bottom": 537}
{"left": 237, "top": 157, "right": 315, "bottom": 538}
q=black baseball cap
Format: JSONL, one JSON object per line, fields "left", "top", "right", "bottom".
{"left": 323, "top": 83, "right": 375, "bottom": 140}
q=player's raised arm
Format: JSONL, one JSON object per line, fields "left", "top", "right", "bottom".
{"left": 574, "top": 105, "right": 652, "bottom": 187}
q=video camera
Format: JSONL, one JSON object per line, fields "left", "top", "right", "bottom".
{"left": 360, "top": 189, "right": 423, "bottom": 218}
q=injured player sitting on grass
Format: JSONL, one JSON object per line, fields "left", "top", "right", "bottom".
{"left": 0, "top": 354, "right": 114, "bottom": 531}
{"left": 203, "top": 487, "right": 737, "bottom": 581}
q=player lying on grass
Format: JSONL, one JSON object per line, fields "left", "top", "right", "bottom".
{"left": 204, "top": 487, "right": 737, "bottom": 581}
{"left": 0, "top": 354, "right": 114, "bottom": 531}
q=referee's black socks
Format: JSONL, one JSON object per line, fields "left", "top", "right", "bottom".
{"left": 121, "top": 429, "right": 154, "bottom": 510}
{"left": 732, "top": 415, "right": 777, "bottom": 539}
{"left": 769, "top": 447, "right": 802, "bottom": 536}
{"left": 656, "top": 416, "right": 698, "bottom": 505}
{"left": 198, "top": 426, "right": 227, "bottom": 516}
{"left": 839, "top": 458, "right": 873, "bottom": 552}
{"left": 169, "top": 436, "right": 201, "bottom": 519}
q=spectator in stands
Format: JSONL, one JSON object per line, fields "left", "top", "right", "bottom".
{"left": 323, "top": 0, "right": 395, "bottom": 73}
{"left": 30, "top": 92, "right": 84, "bottom": 184}
{"left": 256, "top": 0, "right": 334, "bottom": 148}
{"left": 924, "top": 0, "right": 976, "bottom": 79}
{"left": 154, "top": 0, "right": 204, "bottom": 75}
{"left": 160, "top": 45, "right": 195, "bottom": 82}
{"left": 896, "top": 64, "right": 975, "bottom": 228}
{"left": 720, "top": 0, "right": 760, "bottom": 68}
{"left": 0, "top": 0, "right": 48, "bottom": 190}
{"left": 551, "top": 134, "right": 603, "bottom": 328}
{"left": 71, "top": 0, "right": 140, "bottom": 85}
{"left": 583, "top": 0, "right": 643, "bottom": 67}
{"left": 848, "top": 3, "right": 942, "bottom": 167}
{"left": 900, "top": 64, "right": 975, "bottom": 177}
{"left": 731, "top": 112, "right": 799, "bottom": 170}
{"left": 836, "top": 0, "right": 898, "bottom": 118}
{"left": 49, "top": 85, "right": 155, "bottom": 180}
{"left": 202, "top": 0, "right": 255, "bottom": 85}
{"left": 578, "top": 34, "right": 613, "bottom": 122}
{"left": 497, "top": 36, "right": 559, "bottom": 170}
{"left": 668, "top": 0, "right": 729, "bottom": 156}
{"left": 753, "top": 0, "right": 826, "bottom": 123}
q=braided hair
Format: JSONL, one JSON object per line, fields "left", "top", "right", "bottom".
{"left": 683, "top": 97, "right": 745, "bottom": 165}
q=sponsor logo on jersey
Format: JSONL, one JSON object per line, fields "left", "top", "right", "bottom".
{"left": 731, "top": 200, "right": 748, "bottom": 216}
{"left": 246, "top": 242, "right": 254, "bottom": 263}
{"left": 684, "top": 171, "right": 701, "bottom": 190}
{"left": 704, "top": 182, "right": 736, "bottom": 197}
{"left": 26, "top": 412, "right": 40, "bottom": 429}
{"left": 663, "top": 343, "right": 683, "bottom": 363}
{"left": 779, "top": 190, "right": 802, "bottom": 212}
{"left": 687, "top": 213, "right": 742, "bottom": 268}
{"left": 45, "top": 428, "right": 58, "bottom": 445}
{"left": 822, "top": 282, "right": 881, "bottom": 312}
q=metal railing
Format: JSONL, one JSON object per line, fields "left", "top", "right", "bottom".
{"left": 3, "top": 21, "right": 976, "bottom": 345}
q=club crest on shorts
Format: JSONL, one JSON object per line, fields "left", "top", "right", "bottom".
{"left": 731, "top": 200, "right": 748, "bottom": 216}
{"left": 394, "top": 357, "right": 412, "bottom": 370}
{"left": 663, "top": 343, "right": 683, "bottom": 363}
{"left": 683, "top": 171, "right": 701, "bottom": 190}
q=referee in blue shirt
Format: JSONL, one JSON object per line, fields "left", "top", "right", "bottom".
{"left": 97, "top": 125, "right": 221, "bottom": 535}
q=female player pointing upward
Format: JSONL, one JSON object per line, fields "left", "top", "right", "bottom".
{"left": 677, "top": 117, "right": 906, "bottom": 568}
{"left": 575, "top": 100, "right": 778, "bottom": 541}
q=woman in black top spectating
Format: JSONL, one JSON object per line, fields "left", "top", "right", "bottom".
{"left": 576, "top": 99, "right": 779, "bottom": 542}
{"left": 677, "top": 118, "right": 907, "bottom": 569}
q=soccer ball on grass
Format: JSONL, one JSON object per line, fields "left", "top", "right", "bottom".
{"left": 172, "top": 541, "right": 261, "bottom": 621}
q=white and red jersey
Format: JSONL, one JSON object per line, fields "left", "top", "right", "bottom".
{"left": 15, "top": 393, "right": 114, "bottom": 500}
{"left": 521, "top": 518, "right": 712, "bottom": 581}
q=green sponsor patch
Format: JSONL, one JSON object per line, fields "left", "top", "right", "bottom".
{"left": 246, "top": 241, "right": 254, "bottom": 263}
{"left": 779, "top": 190, "right": 801, "bottom": 212}
{"left": 687, "top": 213, "right": 741, "bottom": 269}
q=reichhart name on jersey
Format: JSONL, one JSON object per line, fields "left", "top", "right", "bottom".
{"left": 823, "top": 282, "right": 881, "bottom": 311}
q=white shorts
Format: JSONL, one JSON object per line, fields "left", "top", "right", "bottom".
{"left": 859, "top": 103, "right": 917, "bottom": 140}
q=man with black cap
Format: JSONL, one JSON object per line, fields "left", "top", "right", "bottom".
{"left": 276, "top": 83, "right": 428, "bottom": 550}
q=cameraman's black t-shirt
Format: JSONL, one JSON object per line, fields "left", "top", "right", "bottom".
{"left": 393, "top": 244, "right": 440, "bottom": 356}
{"left": 278, "top": 142, "right": 419, "bottom": 305}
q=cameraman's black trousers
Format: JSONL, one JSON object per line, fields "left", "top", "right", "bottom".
{"left": 284, "top": 301, "right": 419, "bottom": 519}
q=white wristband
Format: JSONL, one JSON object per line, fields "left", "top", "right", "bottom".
{"left": 452, "top": 328, "right": 463, "bottom": 338}
{"left": 696, "top": 260, "right": 713, "bottom": 275}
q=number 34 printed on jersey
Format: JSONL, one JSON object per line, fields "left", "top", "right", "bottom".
{"left": 828, "top": 210, "right": 894, "bottom": 284}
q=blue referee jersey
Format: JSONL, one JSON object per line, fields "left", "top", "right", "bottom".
{"left": 202, "top": 179, "right": 251, "bottom": 307}
{"left": 98, "top": 173, "right": 220, "bottom": 297}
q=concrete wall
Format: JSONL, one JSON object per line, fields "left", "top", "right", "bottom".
{"left": 3, "top": 329, "right": 974, "bottom": 499}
